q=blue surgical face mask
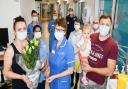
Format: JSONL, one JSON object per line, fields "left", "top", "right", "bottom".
{"left": 32, "top": 16, "right": 38, "bottom": 22}
{"left": 34, "top": 32, "right": 41, "bottom": 39}
{"left": 99, "top": 25, "right": 110, "bottom": 36}
{"left": 17, "top": 31, "right": 27, "bottom": 40}
{"left": 93, "top": 24, "right": 99, "bottom": 30}
{"left": 74, "top": 24, "right": 80, "bottom": 31}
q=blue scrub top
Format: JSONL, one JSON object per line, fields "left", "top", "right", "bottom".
{"left": 27, "top": 22, "right": 42, "bottom": 40}
{"left": 48, "top": 20, "right": 56, "bottom": 51}
{"left": 49, "top": 37, "right": 75, "bottom": 89}
{"left": 38, "top": 39, "right": 49, "bottom": 83}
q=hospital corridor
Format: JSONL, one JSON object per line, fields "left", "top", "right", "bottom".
{"left": 0, "top": 0, "right": 128, "bottom": 89}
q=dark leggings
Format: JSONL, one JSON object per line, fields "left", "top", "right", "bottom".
{"left": 71, "top": 72, "right": 80, "bottom": 88}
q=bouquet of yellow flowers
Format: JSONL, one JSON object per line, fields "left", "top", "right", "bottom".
{"left": 23, "top": 38, "right": 40, "bottom": 69}
{"left": 15, "top": 38, "right": 48, "bottom": 89}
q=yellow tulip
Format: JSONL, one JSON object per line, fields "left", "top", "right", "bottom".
{"left": 30, "top": 40, "right": 34, "bottom": 44}
{"left": 28, "top": 47, "right": 32, "bottom": 54}
{"left": 31, "top": 46, "right": 35, "bottom": 49}
{"left": 34, "top": 39, "right": 39, "bottom": 46}
{"left": 25, "top": 45, "right": 29, "bottom": 51}
{"left": 23, "top": 49, "right": 26, "bottom": 54}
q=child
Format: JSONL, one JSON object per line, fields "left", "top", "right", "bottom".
{"left": 68, "top": 19, "right": 83, "bottom": 89}
{"left": 77, "top": 23, "right": 91, "bottom": 85}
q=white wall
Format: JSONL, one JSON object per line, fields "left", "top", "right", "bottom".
{"left": 35, "top": 1, "right": 41, "bottom": 15}
{"left": 0, "top": 0, "right": 35, "bottom": 43}
{"left": 20, "top": 0, "right": 35, "bottom": 24}
{"left": 0, "top": 0, "right": 21, "bottom": 43}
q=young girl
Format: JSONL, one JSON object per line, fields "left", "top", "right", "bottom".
{"left": 77, "top": 23, "right": 91, "bottom": 85}
{"left": 68, "top": 19, "right": 82, "bottom": 89}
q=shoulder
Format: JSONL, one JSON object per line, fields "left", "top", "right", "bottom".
{"left": 66, "top": 15, "right": 69, "bottom": 17}
{"left": 90, "top": 33, "right": 99, "bottom": 42}
{"left": 40, "top": 39, "right": 47, "bottom": 45}
{"left": 66, "top": 40, "right": 74, "bottom": 49}
{"left": 74, "top": 16, "right": 77, "bottom": 18}
{"left": 109, "top": 37, "right": 118, "bottom": 48}
{"left": 90, "top": 33, "right": 99, "bottom": 38}
{"left": 39, "top": 22, "right": 42, "bottom": 27}
{"left": 66, "top": 15, "right": 70, "bottom": 19}
{"left": 4, "top": 44, "right": 14, "bottom": 58}
{"left": 70, "top": 31, "right": 75, "bottom": 36}
{"left": 27, "top": 23, "right": 33, "bottom": 29}
{"left": 28, "top": 23, "right": 32, "bottom": 26}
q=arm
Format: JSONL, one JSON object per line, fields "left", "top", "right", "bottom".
{"left": 47, "top": 43, "right": 75, "bottom": 83}
{"left": 68, "top": 33, "right": 80, "bottom": 54}
{"left": 54, "top": 67, "right": 73, "bottom": 78}
{"left": 48, "top": 21, "right": 52, "bottom": 33}
{"left": 66, "top": 16, "right": 69, "bottom": 24}
{"left": 91, "top": 59, "right": 116, "bottom": 76}
{"left": 81, "top": 59, "right": 116, "bottom": 76}
{"left": 82, "top": 41, "right": 118, "bottom": 76}
{"left": 55, "top": 43, "right": 75, "bottom": 77}
{"left": 47, "top": 67, "right": 73, "bottom": 83}
{"left": 3, "top": 46, "right": 30, "bottom": 83}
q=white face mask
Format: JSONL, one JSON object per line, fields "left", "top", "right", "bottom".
{"left": 74, "top": 25, "right": 80, "bottom": 31}
{"left": 34, "top": 32, "right": 41, "bottom": 39}
{"left": 99, "top": 25, "right": 110, "bottom": 36}
{"left": 93, "top": 24, "right": 99, "bottom": 30}
{"left": 53, "top": 16, "right": 57, "bottom": 20}
{"left": 17, "top": 31, "right": 27, "bottom": 41}
{"left": 54, "top": 31, "right": 64, "bottom": 41}
{"left": 32, "top": 16, "right": 38, "bottom": 22}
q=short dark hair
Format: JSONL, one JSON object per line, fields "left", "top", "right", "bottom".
{"left": 55, "top": 18, "right": 67, "bottom": 31}
{"left": 33, "top": 25, "right": 41, "bottom": 32}
{"left": 13, "top": 16, "right": 26, "bottom": 30}
{"left": 68, "top": 8, "right": 73, "bottom": 11}
{"left": 75, "top": 18, "right": 80, "bottom": 23}
{"left": 99, "top": 14, "right": 112, "bottom": 23}
{"left": 31, "top": 10, "right": 37, "bottom": 15}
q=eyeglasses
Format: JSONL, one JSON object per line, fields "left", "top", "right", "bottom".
{"left": 55, "top": 28, "right": 66, "bottom": 32}
{"left": 100, "top": 24, "right": 110, "bottom": 27}
{"left": 93, "top": 22, "right": 99, "bottom": 24}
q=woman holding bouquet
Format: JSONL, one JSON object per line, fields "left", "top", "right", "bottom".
{"left": 47, "top": 18, "right": 75, "bottom": 89}
{"left": 3, "top": 16, "right": 30, "bottom": 89}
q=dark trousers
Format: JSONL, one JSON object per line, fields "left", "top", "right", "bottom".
{"left": 37, "top": 80, "right": 45, "bottom": 89}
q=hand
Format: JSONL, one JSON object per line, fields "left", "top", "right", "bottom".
{"left": 46, "top": 75, "right": 56, "bottom": 83}
{"left": 51, "top": 50, "right": 55, "bottom": 56}
{"left": 44, "top": 67, "right": 50, "bottom": 78}
{"left": 21, "top": 75, "right": 31, "bottom": 85}
{"left": 81, "top": 62, "right": 92, "bottom": 73}
{"left": 40, "top": 60, "right": 49, "bottom": 72}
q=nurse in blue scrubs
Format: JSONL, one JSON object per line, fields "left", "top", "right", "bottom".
{"left": 47, "top": 18, "right": 75, "bottom": 89}
{"left": 48, "top": 14, "right": 57, "bottom": 52}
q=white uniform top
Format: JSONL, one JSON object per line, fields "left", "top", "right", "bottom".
{"left": 68, "top": 30, "right": 83, "bottom": 60}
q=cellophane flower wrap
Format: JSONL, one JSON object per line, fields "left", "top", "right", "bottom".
{"left": 15, "top": 38, "right": 47, "bottom": 89}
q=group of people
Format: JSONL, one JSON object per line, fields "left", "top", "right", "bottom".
{"left": 3, "top": 8, "right": 118, "bottom": 89}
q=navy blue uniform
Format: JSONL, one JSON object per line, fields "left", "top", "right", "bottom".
{"left": 66, "top": 15, "right": 77, "bottom": 39}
